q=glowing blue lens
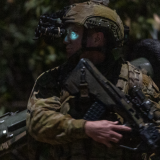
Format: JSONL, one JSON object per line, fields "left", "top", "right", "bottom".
{"left": 70, "top": 31, "right": 79, "bottom": 40}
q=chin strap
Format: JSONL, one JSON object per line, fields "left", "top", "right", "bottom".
{"left": 81, "top": 27, "right": 88, "bottom": 50}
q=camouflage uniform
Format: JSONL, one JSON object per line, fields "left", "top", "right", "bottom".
{"left": 27, "top": 53, "right": 160, "bottom": 160}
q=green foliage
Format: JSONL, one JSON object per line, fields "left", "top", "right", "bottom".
{"left": 0, "top": 0, "right": 160, "bottom": 114}
{"left": 109, "top": 0, "right": 160, "bottom": 40}
{"left": 0, "top": 0, "right": 69, "bottom": 113}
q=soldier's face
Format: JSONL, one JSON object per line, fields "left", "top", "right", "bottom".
{"left": 63, "top": 24, "right": 84, "bottom": 58}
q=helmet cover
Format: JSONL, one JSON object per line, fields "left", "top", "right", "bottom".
{"left": 63, "top": 1, "right": 124, "bottom": 46}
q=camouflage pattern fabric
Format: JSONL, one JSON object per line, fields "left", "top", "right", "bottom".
{"left": 149, "top": 153, "right": 160, "bottom": 160}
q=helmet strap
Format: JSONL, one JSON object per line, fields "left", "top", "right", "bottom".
{"left": 81, "top": 27, "right": 88, "bottom": 49}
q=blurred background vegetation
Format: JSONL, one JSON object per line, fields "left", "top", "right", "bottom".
{"left": 0, "top": 0, "right": 160, "bottom": 115}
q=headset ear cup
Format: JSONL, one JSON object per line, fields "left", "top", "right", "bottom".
{"left": 33, "top": 7, "right": 68, "bottom": 43}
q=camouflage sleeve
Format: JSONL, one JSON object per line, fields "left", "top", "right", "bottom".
{"left": 142, "top": 74, "right": 160, "bottom": 100}
{"left": 26, "top": 68, "right": 87, "bottom": 145}
{"left": 142, "top": 74, "right": 160, "bottom": 119}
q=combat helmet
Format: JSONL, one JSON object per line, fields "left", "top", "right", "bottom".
{"left": 62, "top": 0, "right": 125, "bottom": 48}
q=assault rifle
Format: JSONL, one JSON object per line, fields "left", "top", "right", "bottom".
{"left": 64, "top": 58, "right": 160, "bottom": 152}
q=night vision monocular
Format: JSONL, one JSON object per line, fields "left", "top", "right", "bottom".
{"left": 33, "top": 9, "right": 68, "bottom": 44}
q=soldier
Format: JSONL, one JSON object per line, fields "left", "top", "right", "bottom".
{"left": 27, "top": 1, "right": 160, "bottom": 160}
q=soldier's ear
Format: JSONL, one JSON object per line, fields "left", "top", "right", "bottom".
{"left": 94, "top": 32, "right": 105, "bottom": 46}
{"left": 86, "top": 31, "right": 105, "bottom": 47}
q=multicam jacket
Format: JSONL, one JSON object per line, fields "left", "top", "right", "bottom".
{"left": 26, "top": 56, "right": 160, "bottom": 160}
